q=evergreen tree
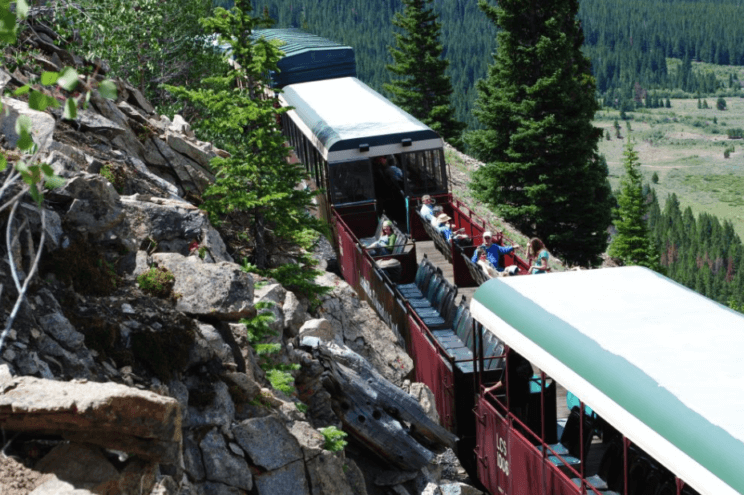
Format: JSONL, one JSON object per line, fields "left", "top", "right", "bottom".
{"left": 608, "top": 142, "right": 659, "bottom": 270}
{"left": 467, "top": 0, "right": 613, "bottom": 266}
{"left": 384, "top": 0, "right": 466, "bottom": 148}
{"left": 166, "top": 0, "right": 322, "bottom": 271}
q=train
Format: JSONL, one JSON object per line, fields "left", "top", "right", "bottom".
{"left": 262, "top": 28, "right": 744, "bottom": 495}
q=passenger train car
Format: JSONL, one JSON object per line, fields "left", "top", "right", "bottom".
{"left": 261, "top": 28, "right": 742, "bottom": 495}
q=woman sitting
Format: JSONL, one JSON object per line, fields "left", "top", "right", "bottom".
{"left": 366, "top": 221, "right": 397, "bottom": 256}
{"left": 527, "top": 237, "right": 549, "bottom": 274}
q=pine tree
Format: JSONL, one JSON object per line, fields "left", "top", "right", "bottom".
{"left": 467, "top": 0, "right": 613, "bottom": 266}
{"left": 166, "top": 0, "right": 322, "bottom": 271}
{"left": 384, "top": 0, "right": 466, "bottom": 149}
{"left": 608, "top": 142, "right": 659, "bottom": 270}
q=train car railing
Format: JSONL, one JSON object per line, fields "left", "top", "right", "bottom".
{"left": 332, "top": 209, "right": 416, "bottom": 345}
{"left": 476, "top": 391, "right": 604, "bottom": 495}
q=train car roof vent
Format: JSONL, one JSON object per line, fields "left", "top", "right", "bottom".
{"left": 359, "top": 143, "right": 370, "bottom": 152}
{"left": 401, "top": 138, "right": 412, "bottom": 147}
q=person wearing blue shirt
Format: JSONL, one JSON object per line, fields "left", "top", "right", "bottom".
{"left": 471, "top": 231, "right": 520, "bottom": 271}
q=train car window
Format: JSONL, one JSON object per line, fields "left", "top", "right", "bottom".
{"left": 328, "top": 159, "right": 375, "bottom": 205}
{"left": 401, "top": 149, "right": 447, "bottom": 196}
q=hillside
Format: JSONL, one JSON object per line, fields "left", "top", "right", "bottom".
{"left": 247, "top": 0, "right": 744, "bottom": 130}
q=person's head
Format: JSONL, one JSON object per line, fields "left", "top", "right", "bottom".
{"left": 382, "top": 220, "right": 393, "bottom": 234}
{"left": 477, "top": 246, "right": 487, "bottom": 259}
{"left": 435, "top": 213, "right": 451, "bottom": 226}
{"left": 528, "top": 237, "right": 545, "bottom": 257}
{"left": 422, "top": 195, "right": 432, "bottom": 205}
{"left": 482, "top": 231, "right": 493, "bottom": 246}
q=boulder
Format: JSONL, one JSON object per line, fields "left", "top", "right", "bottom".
{"left": 151, "top": 136, "right": 214, "bottom": 194}
{"left": 165, "top": 131, "right": 217, "bottom": 168}
{"left": 317, "top": 273, "right": 413, "bottom": 386}
{"left": 58, "top": 174, "right": 126, "bottom": 235}
{"left": 199, "top": 428, "right": 253, "bottom": 491}
{"left": 0, "top": 97, "right": 55, "bottom": 151}
{"left": 151, "top": 253, "right": 253, "bottom": 319}
{"left": 121, "top": 197, "right": 231, "bottom": 262}
{"left": 253, "top": 460, "right": 309, "bottom": 495}
{"left": 0, "top": 368, "right": 181, "bottom": 463}
{"left": 298, "top": 319, "right": 335, "bottom": 342}
{"left": 232, "top": 415, "right": 303, "bottom": 471}
{"left": 184, "top": 379, "right": 235, "bottom": 429}
{"left": 38, "top": 312, "right": 85, "bottom": 351}
{"left": 283, "top": 291, "right": 308, "bottom": 337}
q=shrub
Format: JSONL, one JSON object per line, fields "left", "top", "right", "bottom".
{"left": 320, "top": 426, "right": 348, "bottom": 453}
{"left": 137, "top": 266, "right": 175, "bottom": 297}
{"left": 652, "top": 172, "right": 659, "bottom": 184}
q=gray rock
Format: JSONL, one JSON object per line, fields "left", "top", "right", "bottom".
{"left": 289, "top": 422, "right": 325, "bottom": 460}
{"left": 0, "top": 66, "right": 10, "bottom": 92}
{"left": 199, "top": 428, "right": 253, "bottom": 491}
{"left": 77, "top": 108, "right": 127, "bottom": 135}
{"left": 29, "top": 476, "right": 94, "bottom": 494}
{"left": 283, "top": 291, "right": 308, "bottom": 337}
{"left": 298, "top": 319, "right": 335, "bottom": 342}
{"left": 408, "top": 382, "right": 440, "bottom": 424}
{"left": 127, "top": 85, "right": 155, "bottom": 114}
{"left": 118, "top": 196, "right": 231, "bottom": 262}
{"left": 223, "top": 372, "right": 260, "bottom": 403}
{"left": 201, "top": 482, "right": 243, "bottom": 495}
{"left": 151, "top": 253, "right": 254, "bottom": 320}
{"left": 59, "top": 174, "right": 125, "bottom": 235}
{"left": 20, "top": 203, "right": 64, "bottom": 250}
{"left": 116, "top": 100, "right": 150, "bottom": 125}
{"left": 253, "top": 460, "right": 309, "bottom": 495}
{"left": 233, "top": 415, "right": 303, "bottom": 470}
{"left": 306, "top": 451, "right": 360, "bottom": 495}
{"left": 34, "top": 443, "right": 119, "bottom": 488}
{"left": 439, "top": 483, "right": 484, "bottom": 495}
{"left": 197, "top": 323, "right": 234, "bottom": 364}
{"left": 317, "top": 273, "right": 413, "bottom": 386}
{"left": 166, "top": 131, "right": 217, "bottom": 168}
{"left": 127, "top": 155, "right": 181, "bottom": 199}
{"left": 185, "top": 380, "right": 235, "bottom": 429}
{"left": 143, "top": 136, "right": 168, "bottom": 166}
{"left": 152, "top": 136, "right": 214, "bottom": 194}
{"left": 44, "top": 150, "right": 85, "bottom": 178}
{"left": 182, "top": 433, "right": 205, "bottom": 481}
{"left": 0, "top": 97, "right": 55, "bottom": 151}
{"left": 169, "top": 114, "right": 193, "bottom": 137}
{"left": 38, "top": 311, "right": 85, "bottom": 350}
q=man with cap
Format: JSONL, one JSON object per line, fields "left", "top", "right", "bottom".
{"left": 419, "top": 195, "right": 435, "bottom": 222}
{"left": 471, "top": 231, "right": 519, "bottom": 271}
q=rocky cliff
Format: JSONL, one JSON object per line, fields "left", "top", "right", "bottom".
{"left": 0, "top": 18, "right": 481, "bottom": 495}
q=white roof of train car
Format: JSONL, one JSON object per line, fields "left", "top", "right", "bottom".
{"left": 279, "top": 77, "right": 442, "bottom": 162}
{"left": 471, "top": 266, "right": 744, "bottom": 495}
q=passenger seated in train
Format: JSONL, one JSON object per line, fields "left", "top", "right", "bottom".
{"left": 433, "top": 213, "right": 471, "bottom": 246}
{"left": 471, "top": 231, "right": 520, "bottom": 272}
{"left": 419, "top": 195, "right": 435, "bottom": 222}
{"left": 527, "top": 237, "right": 550, "bottom": 274}
{"left": 365, "top": 220, "right": 397, "bottom": 256}
{"left": 476, "top": 246, "right": 500, "bottom": 279}
{"left": 486, "top": 348, "right": 533, "bottom": 421}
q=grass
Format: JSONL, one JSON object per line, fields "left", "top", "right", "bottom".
{"left": 596, "top": 95, "right": 744, "bottom": 239}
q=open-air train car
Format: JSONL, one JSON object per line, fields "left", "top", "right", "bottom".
{"left": 470, "top": 266, "right": 743, "bottom": 495}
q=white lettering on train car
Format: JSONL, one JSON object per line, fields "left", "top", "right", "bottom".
{"left": 496, "top": 434, "right": 510, "bottom": 477}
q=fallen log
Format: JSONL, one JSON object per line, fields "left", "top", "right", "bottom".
{"left": 312, "top": 341, "right": 457, "bottom": 471}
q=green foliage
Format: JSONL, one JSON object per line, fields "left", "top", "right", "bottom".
{"left": 608, "top": 142, "right": 660, "bottom": 270}
{"left": 652, "top": 172, "right": 659, "bottom": 184}
{"left": 266, "top": 368, "right": 297, "bottom": 395}
{"left": 320, "top": 426, "right": 348, "bottom": 453}
{"left": 137, "top": 266, "right": 175, "bottom": 298}
{"left": 295, "top": 402, "right": 308, "bottom": 413}
{"left": 384, "top": 0, "right": 465, "bottom": 148}
{"left": 649, "top": 193, "right": 744, "bottom": 307}
{"left": 57, "top": 0, "right": 220, "bottom": 108}
{"left": 165, "top": 0, "right": 323, "bottom": 271}
{"left": 717, "top": 97, "right": 728, "bottom": 111}
{"left": 467, "top": 0, "right": 613, "bottom": 267}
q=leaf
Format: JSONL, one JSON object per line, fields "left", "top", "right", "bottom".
{"left": 41, "top": 71, "right": 60, "bottom": 85}
{"left": 0, "top": 7, "right": 17, "bottom": 43}
{"left": 63, "top": 98, "right": 77, "bottom": 120}
{"left": 28, "top": 90, "right": 59, "bottom": 112}
{"left": 0, "top": 154, "right": 6, "bottom": 172}
{"left": 28, "top": 185, "right": 42, "bottom": 205}
{"left": 13, "top": 85, "right": 30, "bottom": 96}
{"left": 57, "top": 67, "right": 79, "bottom": 91}
{"left": 98, "top": 80, "right": 117, "bottom": 100}
{"left": 15, "top": 0, "right": 29, "bottom": 20}
{"left": 44, "top": 174, "right": 66, "bottom": 189}
{"left": 40, "top": 164, "right": 54, "bottom": 176}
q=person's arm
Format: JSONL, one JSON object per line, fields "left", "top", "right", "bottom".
{"left": 471, "top": 250, "right": 480, "bottom": 263}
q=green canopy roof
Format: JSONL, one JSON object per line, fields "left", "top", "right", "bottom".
{"left": 472, "top": 267, "right": 744, "bottom": 495}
